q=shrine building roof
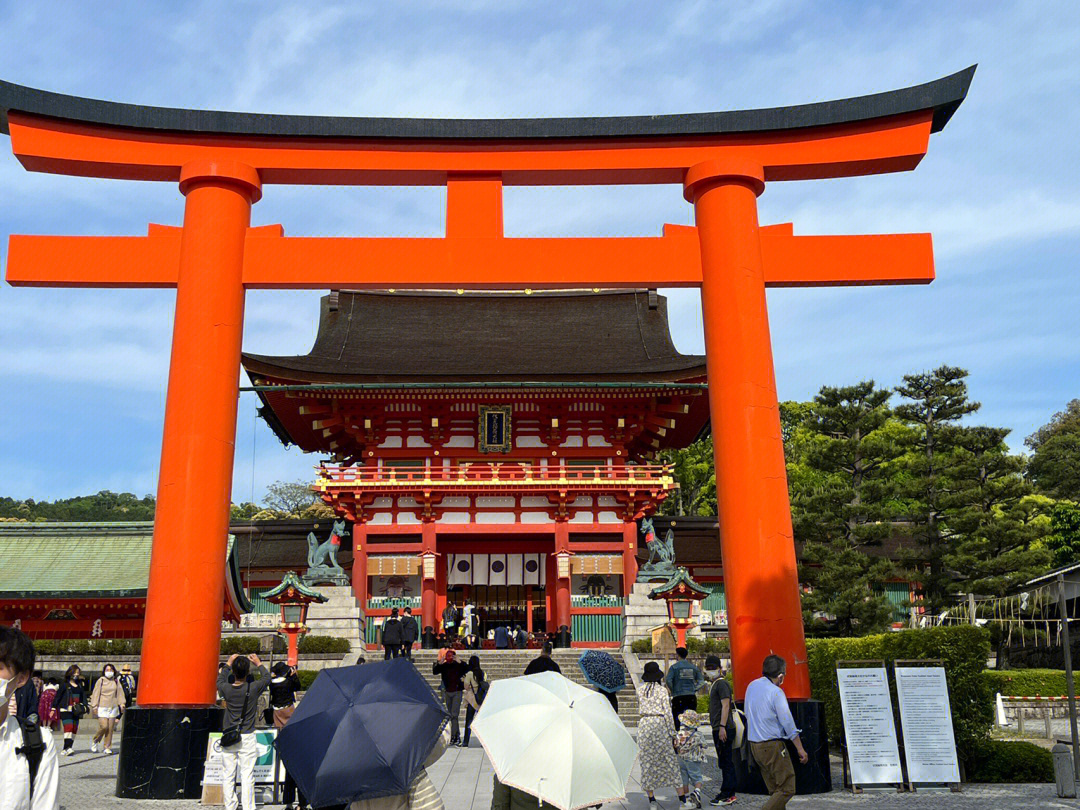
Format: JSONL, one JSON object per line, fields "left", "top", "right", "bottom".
{"left": 242, "top": 289, "right": 706, "bottom": 384}
{"left": 0, "top": 522, "right": 252, "bottom": 613}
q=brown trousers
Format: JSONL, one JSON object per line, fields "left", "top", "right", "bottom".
{"left": 750, "top": 740, "right": 796, "bottom": 810}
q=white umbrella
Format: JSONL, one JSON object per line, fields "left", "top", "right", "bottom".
{"left": 471, "top": 672, "right": 638, "bottom": 810}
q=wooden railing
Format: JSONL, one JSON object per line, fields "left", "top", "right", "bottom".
{"left": 315, "top": 463, "right": 673, "bottom": 487}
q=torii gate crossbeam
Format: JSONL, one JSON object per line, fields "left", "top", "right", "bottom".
{"left": 0, "top": 67, "right": 973, "bottom": 798}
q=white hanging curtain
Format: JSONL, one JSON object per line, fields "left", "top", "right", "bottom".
{"left": 446, "top": 553, "right": 547, "bottom": 586}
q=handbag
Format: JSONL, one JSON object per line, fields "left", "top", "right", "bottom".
{"left": 220, "top": 683, "right": 251, "bottom": 747}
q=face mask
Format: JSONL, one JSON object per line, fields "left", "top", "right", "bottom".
{"left": 0, "top": 675, "right": 13, "bottom": 701}
{"left": 105, "top": 671, "right": 115, "bottom": 679}
{"left": 705, "top": 669, "right": 721, "bottom": 681}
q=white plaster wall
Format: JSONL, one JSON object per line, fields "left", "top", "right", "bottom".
{"left": 475, "top": 512, "right": 516, "bottom": 524}
{"left": 520, "top": 512, "right": 554, "bottom": 524}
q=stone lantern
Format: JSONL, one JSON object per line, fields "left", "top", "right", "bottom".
{"left": 648, "top": 567, "right": 709, "bottom": 648}
{"left": 260, "top": 571, "right": 328, "bottom": 667}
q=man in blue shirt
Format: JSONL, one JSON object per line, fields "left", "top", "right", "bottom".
{"left": 665, "top": 647, "right": 704, "bottom": 730}
{"left": 743, "top": 655, "right": 808, "bottom": 810}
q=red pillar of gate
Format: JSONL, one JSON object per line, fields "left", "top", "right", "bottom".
{"left": 421, "top": 521, "right": 438, "bottom": 646}
{"left": 554, "top": 521, "right": 572, "bottom": 646}
{"left": 685, "top": 159, "right": 810, "bottom": 700}
{"left": 138, "top": 160, "right": 260, "bottom": 706}
{"left": 621, "top": 520, "right": 639, "bottom": 593}
{"left": 352, "top": 521, "right": 369, "bottom": 606}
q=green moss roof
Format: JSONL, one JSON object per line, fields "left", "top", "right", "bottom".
{"left": 0, "top": 522, "right": 253, "bottom": 614}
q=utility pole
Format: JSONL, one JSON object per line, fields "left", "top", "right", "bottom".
{"left": 1057, "top": 574, "right": 1079, "bottom": 782}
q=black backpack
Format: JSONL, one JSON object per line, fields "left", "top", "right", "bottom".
{"left": 16, "top": 718, "right": 46, "bottom": 801}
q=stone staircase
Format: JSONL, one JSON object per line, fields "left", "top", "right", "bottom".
{"left": 305, "top": 585, "right": 364, "bottom": 651}
{"left": 409, "top": 649, "right": 640, "bottom": 727}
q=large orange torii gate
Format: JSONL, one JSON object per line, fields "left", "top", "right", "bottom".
{"left": 1, "top": 68, "right": 972, "bottom": 797}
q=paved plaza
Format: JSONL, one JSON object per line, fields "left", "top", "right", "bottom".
{"left": 56, "top": 726, "right": 1072, "bottom": 810}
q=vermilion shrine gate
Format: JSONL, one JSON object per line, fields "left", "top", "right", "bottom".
{"left": 0, "top": 67, "right": 972, "bottom": 797}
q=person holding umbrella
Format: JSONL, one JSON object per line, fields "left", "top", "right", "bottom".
{"left": 577, "top": 650, "right": 626, "bottom": 714}
{"left": 276, "top": 658, "right": 450, "bottom": 809}
{"left": 473, "top": 671, "right": 637, "bottom": 810}
{"left": 637, "top": 662, "right": 681, "bottom": 810}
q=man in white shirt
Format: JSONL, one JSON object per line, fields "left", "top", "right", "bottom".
{"left": 1, "top": 626, "right": 59, "bottom": 810}
{"left": 743, "top": 655, "right": 807, "bottom": 810}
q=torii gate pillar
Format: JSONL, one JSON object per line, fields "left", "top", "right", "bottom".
{"left": 138, "top": 161, "right": 261, "bottom": 707}
{"left": 686, "top": 160, "right": 810, "bottom": 698}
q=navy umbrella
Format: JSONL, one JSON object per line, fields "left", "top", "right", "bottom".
{"left": 577, "top": 650, "right": 626, "bottom": 693}
{"left": 275, "top": 658, "right": 449, "bottom": 808}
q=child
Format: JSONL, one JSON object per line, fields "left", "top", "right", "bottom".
{"left": 674, "top": 709, "right": 707, "bottom": 808}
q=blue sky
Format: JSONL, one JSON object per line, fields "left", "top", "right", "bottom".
{"left": 1, "top": 1, "right": 1077, "bottom": 502}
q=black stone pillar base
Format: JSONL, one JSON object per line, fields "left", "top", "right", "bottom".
{"left": 422, "top": 627, "right": 437, "bottom": 649}
{"left": 733, "top": 698, "right": 831, "bottom": 795}
{"left": 116, "top": 705, "right": 223, "bottom": 799}
{"left": 554, "top": 626, "right": 572, "bottom": 648}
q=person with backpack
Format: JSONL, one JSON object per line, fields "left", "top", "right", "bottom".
{"left": 665, "top": 647, "right": 704, "bottom": 731}
{"left": 1, "top": 625, "right": 59, "bottom": 809}
{"left": 704, "top": 655, "right": 737, "bottom": 806}
{"left": 217, "top": 653, "right": 272, "bottom": 810}
{"left": 53, "top": 665, "right": 88, "bottom": 756}
{"left": 461, "top": 655, "right": 488, "bottom": 748}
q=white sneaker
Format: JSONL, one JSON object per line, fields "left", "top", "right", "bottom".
{"left": 104, "top": 748, "right": 113, "bottom": 754}
{"left": 648, "top": 801, "right": 659, "bottom": 810}
{"left": 91, "top": 743, "right": 99, "bottom": 753}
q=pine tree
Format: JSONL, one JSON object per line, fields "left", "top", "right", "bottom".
{"left": 794, "top": 381, "right": 902, "bottom": 635}
{"left": 942, "top": 427, "right": 1050, "bottom": 595}
{"left": 892, "top": 366, "right": 980, "bottom": 613}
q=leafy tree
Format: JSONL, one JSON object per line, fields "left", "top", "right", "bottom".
{"left": 942, "top": 427, "right": 1050, "bottom": 595}
{"left": 263, "top": 480, "right": 319, "bottom": 516}
{"left": 659, "top": 437, "right": 716, "bottom": 516}
{"left": 1026, "top": 399, "right": 1080, "bottom": 500}
{"left": 1043, "top": 501, "right": 1080, "bottom": 568}
{"left": 793, "top": 382, "right": 903, "bottom": 635}
{"left": 891, "top": 366, "right": 980, "bottom": 613}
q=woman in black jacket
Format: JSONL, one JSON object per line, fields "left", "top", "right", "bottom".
{"left": 269, "top": 663, "right": 307, "bottom": 810}
{"left": 54, "top": 665, "right": 88, "bottom": 755}
{"left": 382, "top": 608, "right": 404, "bottom": 659}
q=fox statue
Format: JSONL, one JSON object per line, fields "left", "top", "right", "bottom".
{"left": 307, "top": 519, "right": 349, "bottom": 571}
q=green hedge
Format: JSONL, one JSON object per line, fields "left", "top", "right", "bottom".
{"left": 968, "top": 739, "right": 1053, "bottom": 783}
{"left": 807, "top": 625, "right": 993, "bottom": 765}
{"left": 297, "top": 636, "right": 351, "bottom": 654}
{"left": 33, "top": 639, "right": 142, "bottom": 655}
{"left": 687, "top": 636, "right": 730, "bottom": 655}
{"left": 296, "top": 669, "right": 320, "bottom": 691}
{"left": 220, "top": 636, "right": 262, "bottom": 655}
{"left": 984, "top": 669, "right": 1068, "bottom": 697}
{"left": 630, "top": 636, "right": 730, "bottom": 655}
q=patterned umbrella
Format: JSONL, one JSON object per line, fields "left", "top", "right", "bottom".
{"left": 577, "top": 650, "right": 626, "bottom": 693}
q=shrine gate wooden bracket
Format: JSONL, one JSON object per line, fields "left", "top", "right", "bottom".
{"left": 0, "top": 66, "right": 974, "bottom": 716}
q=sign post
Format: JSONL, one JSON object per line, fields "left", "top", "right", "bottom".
{"left": 835, "top": 661, "right": 903, "bottom": 792}
{"left": 894, "top": 662, "right": 961, "bottom": 792}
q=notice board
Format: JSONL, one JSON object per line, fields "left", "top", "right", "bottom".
{"left": 837, "top": 666, "right": 903, "bottom": 787}
{"left": 895, "top": 666, "right": 960, "bottom": 785}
